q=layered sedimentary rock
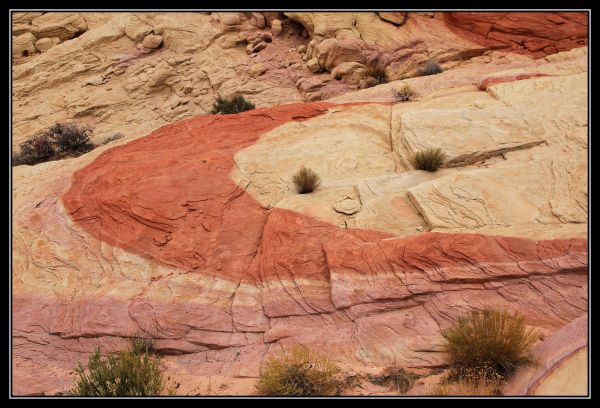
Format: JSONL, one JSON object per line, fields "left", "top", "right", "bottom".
{"left": 12, "top": 12, "right": 588, "bottom": 396}
{"left": 444, "top": 12, "right": 588, "bottom": 57}
{"left": 13, "top": 45, "right": 588, "bottom": 395}
{"left": 12, "top": 12, "right": 588, "bottom": 151}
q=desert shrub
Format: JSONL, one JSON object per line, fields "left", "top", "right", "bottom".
{"left": 292, "top": 166, "right": 321, "bottom": 194}
{"left": 367, "top": 367, "right": 420, "bottom": 393}
{"left": 417, "top": 59, "right": 444, "bottom": 76}
{"left": 46, "top": 122, "right": 95, "bottom": 154}
{"left": 102, "top": 132, "right": 124, "bottom": 145}
{"left": 365, "top": 63, "right": 388, "bottom": 85}
{"left": 411, "top": 147, "right": 446, "bottom": 171}
{"left": 211, "top": 94, "right": 255, "bottom": 114}
{"left": 392, "top": 85, "right": 416, "bottom": 102}
{"left": 255, "top": 345, "right": 340, "bottom": 396}
{"left": 13, "top": 134, "right": 55, "bottom": 165}
{"left": 130, "top": 333, "right": 155, "bottom": 355}
{"left": 442, "top": 309, "right": 541, "bottom": 378}
{"left": 71, "top": 339, "right": 165, "bottom": 396}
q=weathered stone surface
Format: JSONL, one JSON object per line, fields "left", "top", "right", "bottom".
{"left": 33, "top": 12, "right": 88, "bottom": 41}
{"left": 11, "top": 13, "right": 589, "bottom": 397}
{"left": 12, "top": 32, "right": 37, "bottom": 57}
{"left": 378, "top": 12, "right": 406, "bottom": 25}
{"left": 34, "top": 37, "right": 60, "bottom": 52}
{"left": 142, "top": 34, "right": 163, "bottom": 49}
{"left": 445, "top": 12, "right": 588, "bottom": 57}
{"left": 503, "top": 315, "right": 588, "bottom": 396}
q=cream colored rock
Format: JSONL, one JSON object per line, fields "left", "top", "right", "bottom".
{"left": 306, "top": 58, "right": 320, "bottom": 73}
{"left": 32, "top": 12, "right": 87, "bottom": 41}
{"left": 393, "top": 103, "right": 546, "bottom": 168}
{"left": 331, "top": 61, "right": 366, "bottom": 84}
{"left": 216, "top": 12, "right": 241, "bottom": 26}
{"left": 249, "top": 63, "right": 266, "bottom": 77}
{"left": 271, "top": 19, "right": 282, "bottom": 36}
{"left": 377, "top": 12, "right": 406, "bottom": 25}
{"left": 12, "top": 32, "right": 37, "bottom": 57}
{"left": 124, "top": 15, "right": 153, "bottom": 41}
{"left": 233, "top": 104, "right": 396, "bottom": 208}
{"left": 142, "top": 34, "right": 163, "bottom": 49}
{"left": 34, "top": 37, "right": 60, "bottom": 52}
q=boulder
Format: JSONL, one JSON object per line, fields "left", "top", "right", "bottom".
{"left": 142, "top": 34, "right": 163, "bottom": 49}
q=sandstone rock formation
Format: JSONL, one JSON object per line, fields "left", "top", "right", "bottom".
{"left": 12, "top": 12, "right": 589, "bottom": 151}
{"left": 445, "top": 12, "right": 588, "bottom": 57}
{"left": 11, "top": 12, "right": 588, "bottom": 396}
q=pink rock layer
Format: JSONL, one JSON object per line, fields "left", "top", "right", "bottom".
{"left": 445, "top": 12, "right": 588, "bottom": 57}
{"left": 13, "top": 102, "right": 588, "bottom": 395}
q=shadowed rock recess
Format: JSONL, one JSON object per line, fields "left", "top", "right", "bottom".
{"left": 12, "top": 12, "right": 587, "bottom": 396}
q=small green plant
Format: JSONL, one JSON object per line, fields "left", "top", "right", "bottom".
{"left": 417, "top": 59, "right": 444, "bottom": 76}
{"left": 367, "top": 367, "right": 420, "bottom": 393}
{"left": 365, "top": 63, "right": 388, "bottom": 85}
{"left": 47, "top": 122, "right": 95, "bottom": 154}
{"left": 442, "top": 309, "right": 541, "bottom": 378}
{"left": 411, "top": 147, "right": 446, "bottom": 172}
{"left": 292, "top": 166, "right": 321, "bottom": 194}
{"left": 255, "top": 345, "right": 340, "bottom": 396}
{"left": 211, "top": 94, "right": 255, "bottom": 114}
{"left": 71, "top": 336, "right": 165, "bottom": 396}
{"left": 392, "top": 85, "right": 416, "bottom": 102}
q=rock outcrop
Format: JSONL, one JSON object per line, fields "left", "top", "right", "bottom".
{"left": 11, "top": 13, "right": 588, "bottom": 396}
{"left": 444, "top": 12, "right": 588, "bottom": 57}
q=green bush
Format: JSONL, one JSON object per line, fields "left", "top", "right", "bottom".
{"left": 255, "top": 345, "right": 340, "bottom": 396}
{"left": 411, "top": 147, "right": 446, "bottom": 172}
{"left": 292, "top": 166, "right": 321, "bottom": 194}
{"left": 71, "top": 336, "right": 165, "bottom": 396}
{"left": 442, "top": 309, "right": 540, "bottom": 378}
{"left": 418, "top": 59, "right": 444, "bottom": 76}
{"left": 211, "top": 94, "right": 255, "bottom": 114}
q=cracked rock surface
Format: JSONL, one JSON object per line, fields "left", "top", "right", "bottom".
{"left": 11, "top": 12, "right": 588, "bottom": 396}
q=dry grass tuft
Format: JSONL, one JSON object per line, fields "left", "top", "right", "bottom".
{"left": 392, "top": 85, "right": 416, "bottom": 102}
{"left": 255, "top": 345, "right": 340, "bottom": 396}
{"left": 411, "top": 147, "right": 446, "bottom": 172}
{"left": 417, "top": 59, "right": 444, "bottom": 76}
{"left": 292, "top": 166, "right": 321, "bottom": 194}
{"left": 442, "top": 309, "right": 541, "bottom": 378}
{"left": 367, "top": 367, "right": 420, "bottom": 393}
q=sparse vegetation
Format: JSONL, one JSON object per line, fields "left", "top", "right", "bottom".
{"left": 411, "top": 147, "right": 446, "bottom": 172}
{"left": 211, "top": 94, "right": 255, "bottom": 115}
{"left": 13, "top": 134, "right": 56, "bottom": 165}
{"left": 47, "top": 122, "right": 95, "bottom": 154}
{"left": 255, "top": 345, "right": 340, "bottom": 396}
{"left": 367, "top": 367, "right": 420, "bottom": 393}
{"left": 442, "top": 309, "right": 540, "bottom": 379}
{"left": 417, "top": 59, "right": 444, "bottom": 76}
{"left": 71, "top": 335, "right": 165, "bottom": 396}
{"left": 365, "top": 63, "right": 388, "bottom": 85}
{"left": 292, "top": 166, "right": 321, "bottom": 194}
{"left": 102, "top": 132, "right": 125, "bottom": 145}
{"left": 392, "top": 85, "right": 416, "bottom": 102}
{"left": 12, "top": 122, "right": 97, "bottom": 166}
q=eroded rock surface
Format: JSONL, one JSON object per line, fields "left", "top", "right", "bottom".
{"left": 11, "top": 13, "right": 588, "bottom": 396}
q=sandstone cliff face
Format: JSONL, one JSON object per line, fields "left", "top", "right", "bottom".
{"left": 12, "top": 13, "right": 588, "bottom": 396}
